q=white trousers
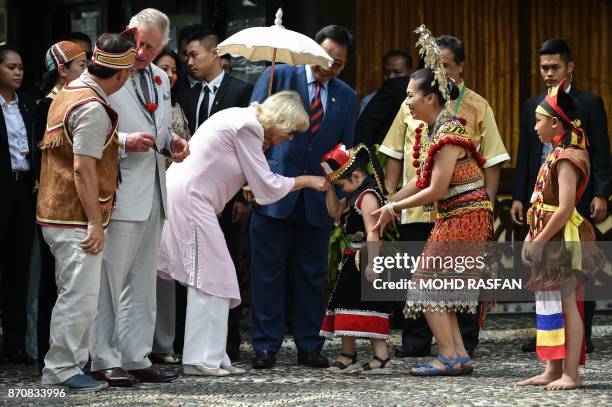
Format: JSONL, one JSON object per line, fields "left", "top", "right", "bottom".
{"left": 41, "top": 227, "right": 102, "bottom": 384}
{"left": 91, "top": 183, "right": 163, "bottom": 371}
{"left": 152, "top": 276, "right": 176, "bottom": 354}
{"left": 182, "top": 287, "right": 231, "bottom": 367}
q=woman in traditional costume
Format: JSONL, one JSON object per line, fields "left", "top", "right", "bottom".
{"left": 158, "top": 91, "right": 330, "bottom": 376}
{"left": 372, "top": 26, "right": 493, "bottom": 376}
{"left": 319, "top": 144, "right": 392, "bottom": 374}
{"left": 518, "top": 78, "right": 604, "bottom": 390}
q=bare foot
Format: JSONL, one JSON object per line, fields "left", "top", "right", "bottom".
{"left": 517, "top": 371, "right": 561, "bottom": 386}
{"left": 544, "top": 373, "right": 584, "bottom": 390}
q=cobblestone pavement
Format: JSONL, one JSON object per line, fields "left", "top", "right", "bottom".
{"left": 1, "top": 315, "right": 611, "bottom": 406}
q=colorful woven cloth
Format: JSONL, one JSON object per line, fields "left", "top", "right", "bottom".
{"left": 535, "top": 290, "right": 566, "bottom": 360}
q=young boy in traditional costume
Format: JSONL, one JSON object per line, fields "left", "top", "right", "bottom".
{"left": 518, "top": 78, "right": 604, "bottom": 390}
{"left": 319, "top": 144, "right": 392, "bottom": 374}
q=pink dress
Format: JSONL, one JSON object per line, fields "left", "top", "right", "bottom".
{"left": 157, "top": 106, "right": 295, "bottom": 308}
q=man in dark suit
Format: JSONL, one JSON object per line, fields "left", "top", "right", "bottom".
{"left": 179, "top": 30, "right": 253, "bottom": 134}
{"left": 177, "top": 30, "right": 253, "bottom": 361}
{"left": 511, "top": 38, "right": 611, "bottom": 353}
{"left": 248, "top": 25, "right": 356, "bottom": 369}
{"left": 354, "top": 75, "right": 409, "bottom": 147}
{"left": 0, "top": 46, "right": 36, "bottom": 365}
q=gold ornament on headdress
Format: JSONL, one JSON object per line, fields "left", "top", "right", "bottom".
{"left": 414, "top": 25, "right": 450, "bottom": 102}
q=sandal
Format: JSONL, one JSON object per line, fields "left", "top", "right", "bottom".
{"left": 327, "top": 352, "right": 359, "bottom": 374}
{"left": 357, "top": 355, "right": 392, "bottom": 375}
{"left": 454, "top": 355, "right": 474, "bottom": 374}
{"left": 409, "top": 354, "right": 464, "bottom": 376}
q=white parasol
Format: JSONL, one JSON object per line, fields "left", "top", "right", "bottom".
{"left": 217, "top": 8, "right": 333, "bottom": 95}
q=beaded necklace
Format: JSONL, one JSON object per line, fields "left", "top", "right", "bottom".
{"left": 528, "top": 145, "right": 563, "bottom": 238}
{"left": 130, "top": 66, "right": 159, "bottom": 113}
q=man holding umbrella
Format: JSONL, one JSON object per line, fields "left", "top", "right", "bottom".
{"left": 249, "top": 24, "right": 356, "bottom": 369}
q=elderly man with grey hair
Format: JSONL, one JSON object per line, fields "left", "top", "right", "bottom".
{"left": 90, "top": 8, "right": 189, "bottom": 387}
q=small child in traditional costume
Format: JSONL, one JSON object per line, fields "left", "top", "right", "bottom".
{"left": 518, "top": 78, "right": 605, "bottom": 390}
{"left": 319, "top": 144, "right": 392, "bottom": 374}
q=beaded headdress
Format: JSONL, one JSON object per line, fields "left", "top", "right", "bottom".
{"left": 91, "top": 27, "right": 139, "bottom": 70}
{"left": 321, "top": 144, "right": 388, "bottom": 197}
{"left": 414, "top": 24, "right": 450, "bottom": 102}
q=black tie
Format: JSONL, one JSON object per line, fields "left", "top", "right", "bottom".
{"left": 197, "top": 85, "right": 219, "bottom": 127}
{"left": 197, "top": 86, "right": 211, "bottom": 128}
{"left": 139, "top": 69, "right": 156, "bottom": 121}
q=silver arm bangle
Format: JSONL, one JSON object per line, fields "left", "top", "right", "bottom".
{"left": 387, "top": 201, "right": 397, "bottom": 217}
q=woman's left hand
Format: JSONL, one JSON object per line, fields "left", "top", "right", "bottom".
{"left": 371, "top": 204, "right": 397, "bottom": 237}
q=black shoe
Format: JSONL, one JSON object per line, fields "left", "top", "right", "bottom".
{"left": 297, "top": 351, "right": 329, "bottom": 368}
{"left": 521, "top": 337, "right": 536, "bottom": 352}
{"left": 586, "top": 336, "right": 594, "bottom": 353}
{"left": 394, "top": 346, "right": 431, "bottom": 358}
{"left": 227, "top": 347, "right": 240, "bottom": 362}
{"left": 252, "top": 350, "right": 276, "bottom": 369}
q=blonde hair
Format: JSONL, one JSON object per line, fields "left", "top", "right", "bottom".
{"left": 128, "top": 8, "right": 170, "bottom": 46}
{"left": 252, "top": 91, "right": 309, "bottom": 134}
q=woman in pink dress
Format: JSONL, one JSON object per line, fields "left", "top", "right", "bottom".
{"left": 158, "top": 91, "right": 329, "bottom": 376}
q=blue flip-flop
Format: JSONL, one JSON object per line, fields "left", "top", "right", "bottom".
{"left": 410, "top": 354, "right": 464, "bottom": 376}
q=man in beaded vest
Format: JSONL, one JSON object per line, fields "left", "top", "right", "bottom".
{"left": 36, "top": 30, "right": 136, "bottom": 392}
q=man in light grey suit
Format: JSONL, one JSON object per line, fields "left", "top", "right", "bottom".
{"left": 90, "top": 8, "right": 189, "bottom": 387}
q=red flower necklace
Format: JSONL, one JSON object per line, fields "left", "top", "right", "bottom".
{"left": 130, "top": 67, "right": 160, "bottom": 113}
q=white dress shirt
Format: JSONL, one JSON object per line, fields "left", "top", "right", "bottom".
{"left": 193, "top": 71, "right": 224, "bottom": 127}
{"left": 305, "top": 66, "right": 329, "bottom": 113}
{"left": 0, "top": 93, "right": 29, "bottom": 171}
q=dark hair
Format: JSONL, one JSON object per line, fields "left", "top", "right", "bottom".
{"left": 153, "top": 47, "right": 186, "bottom": 106}
{"left": 538, "top": 38, "right": 573, "bottom": 63}
{"left": 382, "top": 50, "right": 412, "bottom": 70}
{"left": 67, "top": 32, "right": 92, "bottom": 47}
{"left": 87, "top": 33, "right": 135, "bottom": 79}
{"left": 40, "top": 59, "right": 76, "bottom": 96}
{"left": 554, "top": 90, "right": 578, "bottom": 131}
{"left": 435, "top": 35, "right": 465, "bottom": 64}
{"left": 314, "top": 25, "right": 354, "bottom": 51}
{"left": 184, "top": 30, "right": 220, "bottom": 51}
{"left": 179, "top": 24, "right": 208, "bottom": 46}
{"left": 410, "top": 68, "right": 460, "bottom": 105}
{"left": 0, "top": 45, "right": 20, "bottom": 64}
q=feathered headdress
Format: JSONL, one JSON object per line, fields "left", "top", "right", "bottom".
{"left": 414, "top": 24, "right": 450, "bottom": 102}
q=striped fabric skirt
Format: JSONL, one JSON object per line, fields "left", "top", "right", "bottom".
{"left": 535, "top": 288, "right": 585, "bottom": 364}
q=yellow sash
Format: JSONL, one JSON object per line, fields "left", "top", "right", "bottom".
{"left": 534, "top": 203, "right": 583, "bottom": 270}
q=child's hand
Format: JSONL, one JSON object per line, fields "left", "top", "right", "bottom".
{"left": 521, "top": 241, "right": 532, "bottom": 267}
{"left": 523, "top": 240, "right": 544, "bottom": 268}
{"left": 365, "top": 263, "right": 377, "bottom": 282}
{"left": 528, "top": 241, "right": 544, "bottom": 268}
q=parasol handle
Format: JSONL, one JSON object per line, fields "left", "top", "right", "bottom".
{"left": 268, "top": 48, "right": 277, "bottom": 96}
